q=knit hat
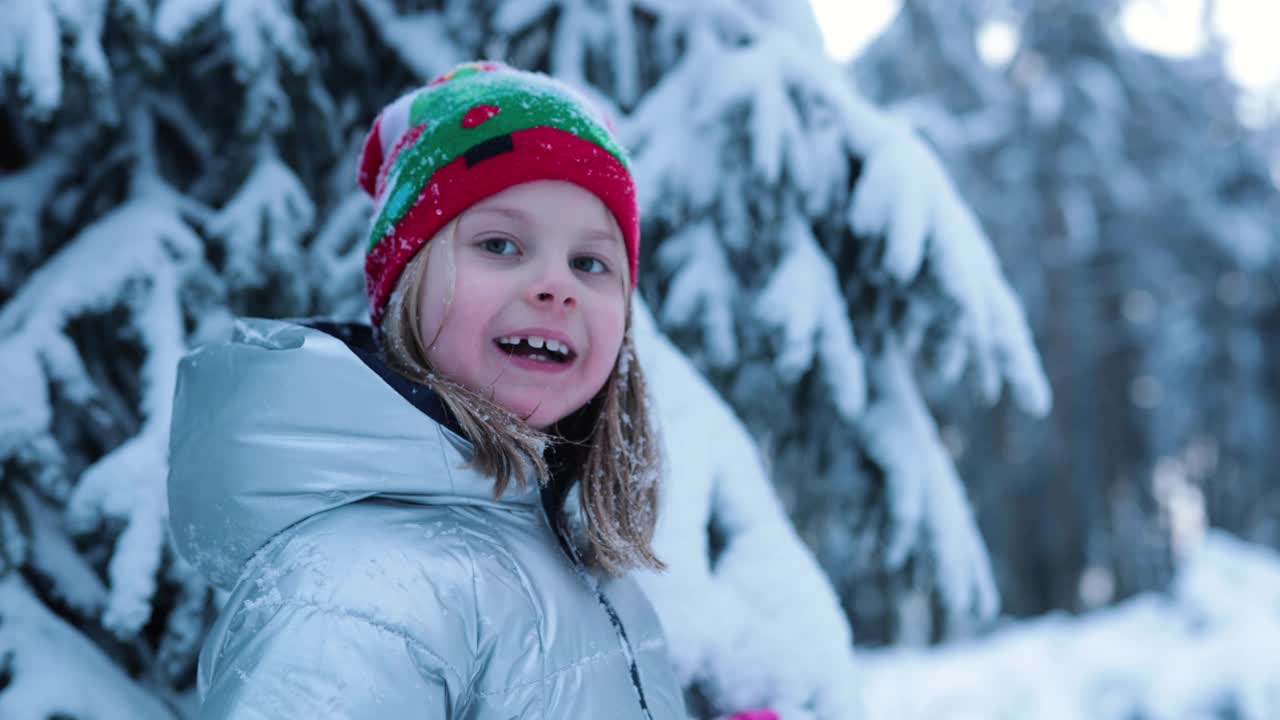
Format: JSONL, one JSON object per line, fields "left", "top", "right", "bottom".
{"left": 358, "top": 61, "right": 639, "bottom": 327}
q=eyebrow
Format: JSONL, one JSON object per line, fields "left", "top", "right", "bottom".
{"left": 467, "top": 204, "right": 621, "bottom": 245}
{"left": 467, "top": 205, "right": 531, "bottom": 223}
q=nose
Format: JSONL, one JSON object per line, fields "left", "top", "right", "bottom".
{"left": 528, "top": 263, "right": 577, "bottom": 309}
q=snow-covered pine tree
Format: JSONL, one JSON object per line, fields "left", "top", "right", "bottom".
{"left": 0, "top": 0, "right": 1046, "bottom": 715}
{"left": 855, "top": 0, "right": 1280, "bottom": 617}
{"left": 619, "top": 1, "right": 1048, "bottom": 646}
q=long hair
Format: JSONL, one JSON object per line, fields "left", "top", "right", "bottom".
{"left": 378, "top": 227, "right": 664, "bottom": 574}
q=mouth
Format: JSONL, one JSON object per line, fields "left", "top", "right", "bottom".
{"left": 494, "top": 334, "right": 576, "bottom": 367}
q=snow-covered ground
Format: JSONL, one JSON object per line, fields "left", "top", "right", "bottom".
{"left": 858, "top": 530, "right": 1280, "bottom": 720}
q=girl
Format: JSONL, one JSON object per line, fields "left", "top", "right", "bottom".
{"left": 168, "top": 61, "right": 689, "bottom": 719}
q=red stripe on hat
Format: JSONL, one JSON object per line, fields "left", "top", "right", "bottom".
{"left": 366, "top": 126, "right": 639, "bottom": 327}
{"left": 375, "top": 122, "right": 429, "bottom": 200}
{"left": 356, "top": 114, "right": 384, "bottom": 198}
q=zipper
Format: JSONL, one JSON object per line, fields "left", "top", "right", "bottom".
{"left": 544, "top": 507, "right": 655, "bottom": 720}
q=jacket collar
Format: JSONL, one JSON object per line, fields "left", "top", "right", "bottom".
{"left": 300, "top": 320, "right": 464, "bottom": 436}
{"left": 167, "top": 317, "right": 540, "bottom": 590}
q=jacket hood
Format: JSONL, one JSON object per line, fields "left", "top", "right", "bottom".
{"left": 167, "top": 317, "right": 540, "bottom": 590}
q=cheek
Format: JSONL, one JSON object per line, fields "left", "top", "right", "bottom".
{"left": 417, "top": 251, "right": 448, "bottom": 343}
{"left": 416, "top": 294, "right": 447, "bottom": 358}
{"left": 588, "top": 302, "right": 627, "bottom": 379}
{"left": 420, "top": 280, "right": 496, "bottom": 380}
{"left": 421, "top": 302, "right": 479, "bottom": 369}
{"left": 416, "top": 244, "right": 460, "bottom": 351}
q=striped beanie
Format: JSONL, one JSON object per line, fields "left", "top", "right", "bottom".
{"left": 358, "top": 61, "right": 639, "bottom": 327}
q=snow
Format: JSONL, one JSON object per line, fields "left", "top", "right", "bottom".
{"left": 633, "top": 299, "right": 862, "bottom": 720}
{"left": 59, "top": 0, "right": 111, "bottom": 85}
{"left": 310, "top": 191, "right": 377, "bottom": 321}
{"left": 221, "top": 0, "right": 310, "bottom": 75}
{"left": 847, "top": 127, "right": 932, "bottom": 283}
{"left": 71, "top": 429, "right": 170, "bottom": 634}
{"left": 548, "top": 1, "right": 590, "bottom": 88}
{"left": 859, "top": 530, "right": 1280, "bottom": 720}
{"left": 657, "top": 220, "right": 738, "bottom": 367}
{"left": 0, "top": 329, "right": 53, "bottom": 461}
{"left": 0, "top": 3, "right": 1271, "bottom": 720}
{"left": 154, "top": 0, "right": 221, "bottom": 44}
{"left": 0, "top": 0, "right": 112, "bottom": 117}
{"left": 846, "top": 120, "right": 1051, "bottom": 414}
{"left": 493, "top": 0, "right": 557, "bottom": 35}
{"left": 0, "top": 0, "right": 64, "bottom": 115}
{"left": 755, "top": 208, "right": 866, "bottom": 419}
{"left": 19, "top": 484, "right": 108, "bottom": 617}
{"left": 359, "top": 0, "right": 464, "bottom": 81}
{"left": 156, "top": 0, "right": 309, "bottom": 74}
{"left": 0, "top": 135, "right": 70, "bottom": 289}
{"left": 859, "top": 342, "right": 999, "bottom": 622}
{"left": 607, "top": 0, "right": 640, "bottom": 106}
{"left": 625, "top": 3, "right": 1051, "bottom": 428}
{"left": 209, "top": 147, "right": 315, "bottom": 299}
{"left": 0, "top": 576, "right": 177, "bottom": 720}
{"left": 156, "top": 0, "right": 310, "bottom": 134}
{"left": 0, "top": 183, "right": 200, "bottom": 638}
{"left": 618, "top": 3, "right": 1051, "bottom": 657}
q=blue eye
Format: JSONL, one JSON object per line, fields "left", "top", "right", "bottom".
{"left": 480, "top": 237, "right": 519, "bottom": 256}
{"left": 572, "top": 256, "right": 608, "bottom": 274}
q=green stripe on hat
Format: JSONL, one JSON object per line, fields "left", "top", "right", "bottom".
{"left": 368, "top": 72, "right": 628, "bottom": 251}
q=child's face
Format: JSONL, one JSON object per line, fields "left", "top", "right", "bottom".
{"left": 417, "top": 180, "right": 629, "bottom": 429}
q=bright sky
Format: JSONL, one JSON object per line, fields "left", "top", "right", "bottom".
{"left": 1120, "top": 0, "right": 1280, "bottom": 91}
{"left": 809, "top": 0, "right": 1279, "bottom": 124}
{"left": 808, "top": 0, "right": 901, "bottom": 64}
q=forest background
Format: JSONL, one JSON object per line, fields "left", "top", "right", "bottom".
{"left": 0, "top": 0, "right": 1277, "bottom": 718}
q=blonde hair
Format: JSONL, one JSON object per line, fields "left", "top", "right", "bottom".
{"left": 378, "top": 230, "right": 665, "bottom": 574}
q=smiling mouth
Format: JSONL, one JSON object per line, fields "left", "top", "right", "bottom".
{"left": 494, "top": 336, "right": 575, "bottom": 365}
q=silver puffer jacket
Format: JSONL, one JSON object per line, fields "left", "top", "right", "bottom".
{"left": 167, "top": 318, "right": 687, "bottom": 719}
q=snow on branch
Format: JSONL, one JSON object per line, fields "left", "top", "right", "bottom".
{"left": 2, "top": 6, "right": 50, "bottom": 102}
{"left": 309, "top": 190, "right": 373, "bottom": 321}
{"left": 491, "top": 0, "right": 640, "bottom": 105}
{"left": 0, "top": 0, "right": 111, "bottom": 117}
{"left": 926, "top": 171, "right": 1052, "bottom": 415}
{"left": 356, "top": 0, "right": 464, "bottom": 81}
{"left": 632, "top": 301, "right": 861, "bottom": 720}
{"left": 718, "top": 16, "right": 1048, "bottom": 416}
{"left": 617, "top": 1, "right": 1047, "bottom": 635}
{"left": 0, "top": 182, "right": 200, "bottom": 636}
{"left": 493, "top": 0, "right": 557, "bottom": 33}
{"left": 156, "top": 0, "right": 309, "bottom": 74}
{"left": 626, "top": 9, "right": 1047, "bottom": 417}
{"left": 156, "top": 0, "right": 312, "bottom": 134}
{"left": 209, "top": 146, "right": 315, "bottom": 303}
{"left": 0, "top": 576, "right": 174, "bottom": 719}
{"left": 755, "top": 208, "right": 867, "bottom": 420}
{"left": 656, "top": 220, "right": 738, "bottom": 367}
{"left": 18, "top": 484, "right": 107, "bottom": 618}
{"left": 859, "top": 341, "right": 1000, "bottom": 623}
{"left": 846, "top": 124, "right": 1050, "bottom": 414}
{"left": 0, "top": 131, "right": 84, "bottom": 293}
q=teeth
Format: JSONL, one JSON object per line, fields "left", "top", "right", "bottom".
{"left": 496, "top": 335, "right": 570, "bottom": 357}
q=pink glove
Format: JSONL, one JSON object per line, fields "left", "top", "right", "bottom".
{"left": 727, "top": 711, "right": 778, "bottom": 720}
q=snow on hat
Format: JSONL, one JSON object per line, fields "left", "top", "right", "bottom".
{"left": 358, "top": 60, "right": 639, "bottom": 327}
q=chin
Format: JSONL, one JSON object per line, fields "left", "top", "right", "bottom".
{"left": 495, "top": 393, "right": 566, "bottom": 430}
{"left": 518, "top": 409, "right": 564, "bottom": 431}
